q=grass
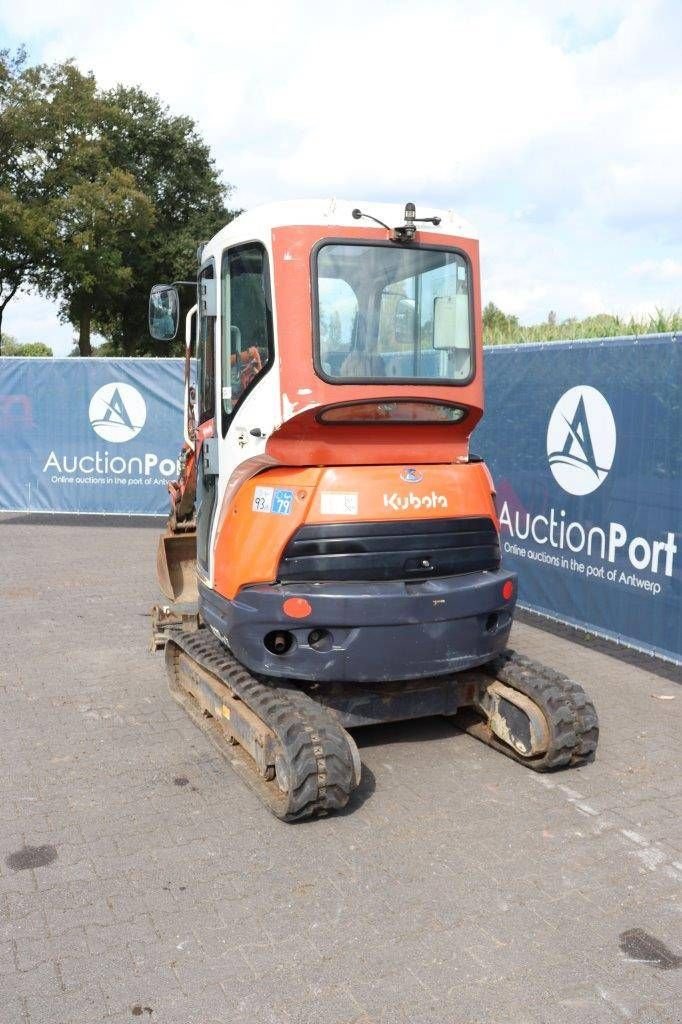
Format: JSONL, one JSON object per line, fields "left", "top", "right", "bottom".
{"left": 483, "top": 307, "right": 682, "bottom": 347}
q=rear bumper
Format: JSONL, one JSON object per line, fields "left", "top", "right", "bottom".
{"left": 199, "top": 569, "right": 516, "bottom": 683}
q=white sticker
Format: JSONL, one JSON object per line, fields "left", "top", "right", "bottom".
{"left": 221, "top": 385, "right": 232, "bottom": 400}
{"left": 252, "top": 486, "right": 273, "bottom": 513}
{"left": 320, "top": 492, "right": 358, "bottom": 516}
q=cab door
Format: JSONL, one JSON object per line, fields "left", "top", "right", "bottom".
{"left": 219, "top": 243, "right": 276, "bottom": 481}
{"left": 195, "top": 261, "right": 218, "bottom": 584}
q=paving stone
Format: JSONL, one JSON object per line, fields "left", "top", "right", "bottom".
{"left": 23, "top": 983, "right": 107, "bottom": 1024}
{"left": 0, "top": 994, "right": 28, "bottom": 1024}
{"left": 1, "top": 513, "right": 680, "bottom": 1024}
{"left": 0, "top": 937, "right": 17, "bottom": 975}
{"left": 1, "top": 959, "right": 62, "bottom": 1000}
{"left": 14, "top": 927, "right": 88, "bottom": 972}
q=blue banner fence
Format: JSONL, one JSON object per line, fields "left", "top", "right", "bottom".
{"left": 1, "top": 336, "right": 680, "bottom": 661}
{"left": 474, "top": 333, "right": 680, "bottom": 663}
{"left": 0, "top": 358, "right": 185, "bottom": 516}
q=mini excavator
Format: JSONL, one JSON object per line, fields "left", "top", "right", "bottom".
{"left": 149, "top": 200, "right": 598, "bottom": 820}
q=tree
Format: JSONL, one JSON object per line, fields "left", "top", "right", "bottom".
{"left": 482, "top": 302, "right": 519, "bottom": 333}
{"left": 1, "top": 55, "right": 235, "bottom": 356}
{"left": 0, "top": 334, "right": 52, "bottom": 356}
{"left": 0, "top": 53, "right": 102, "bottom": 349}
{"left": 50, "top": 169, "right": 155, "bottom": 355}
{"left": 86, "top": 85, "right": 235, "bottom": 355}
{"left": 482, "top": 302, "right": 521, "bottom": 344}
{"left": 0, "top": 48, "right": 45, "bottom": 343}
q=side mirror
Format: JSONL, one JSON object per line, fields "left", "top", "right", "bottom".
{"left": 149, "top": 284, "right": 180, "bottom": 341}
{"left": 394, "top": 297, "right": 416, "bottom": 345}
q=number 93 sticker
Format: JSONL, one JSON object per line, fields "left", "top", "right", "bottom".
{"left": 252, "top": 486, "right": 294, "bottom": 515}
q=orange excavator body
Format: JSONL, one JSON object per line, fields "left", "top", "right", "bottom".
{"left": 147, "top": 200, "right": 598, "bottom": 821}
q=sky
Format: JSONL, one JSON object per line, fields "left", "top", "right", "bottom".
{"left": 1, "top": 0, "right": 681, "bottom": 356}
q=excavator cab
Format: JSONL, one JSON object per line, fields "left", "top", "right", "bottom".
{"left": 149, "top": 200, "right": 598, "bottom": 820}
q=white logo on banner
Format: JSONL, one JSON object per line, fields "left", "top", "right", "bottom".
{"left": 546, "top": 386, "right": 616, "bottom": 496}
{"left": 88, "top": 383, "right": 147, "bottom": 443}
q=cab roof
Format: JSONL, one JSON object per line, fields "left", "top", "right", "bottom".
{"left": 208, "top": 199, "right": 477, "bottom": 253}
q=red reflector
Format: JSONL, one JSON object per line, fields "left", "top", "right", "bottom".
{"left": 282, "top": 597, "right": 312, "bottom": 619}
{"left": 502, "top": 580, "right": 514, "bottom": 601}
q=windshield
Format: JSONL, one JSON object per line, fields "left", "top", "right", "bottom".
{"left": 316, "top": 243, "right": 472, "bottom": 383}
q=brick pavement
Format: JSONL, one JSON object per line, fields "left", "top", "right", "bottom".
{"left": 0, "top": 513, "right": 680, "bottom": 1024}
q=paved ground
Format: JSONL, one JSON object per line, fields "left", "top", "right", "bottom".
{"left": 1, "top": 513, "right": 680, "bottom": 1024}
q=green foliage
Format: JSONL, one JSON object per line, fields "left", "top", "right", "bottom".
{"left": 483, "top": 307, "right": 682, "bottom": 346}
{"left": 0, "top": 51, "right": 117, "bottom": 350}
{"left": 482, "top": 302, "right": 520, "bottom": 338}
{"left": 0, "top": 333, "right": 52, "bottom": 356}
{"left": 50, "top": 167, "right": 156, "bottom": 355}
{"left": 0, "top": 51, "right": 235, "bottom": 355}
{"left": 86, "top": 84, "right": 236, "bottom": 355}
{"left": 0, "top": 48, "right": 56, "bottom": 338}
{"left": 67, "top": 339, "right": 120, "bottom": 357}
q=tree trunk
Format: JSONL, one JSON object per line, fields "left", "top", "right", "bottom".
{"left": 0, "top": 282, "right": 21, "bottom": 353}
{"left": 121, "top": 322, "right": 136, "bottom": 356}
{"left": 79, "top": 305, "right": 92, "bottom": 357}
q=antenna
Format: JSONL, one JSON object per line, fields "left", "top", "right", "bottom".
{"left": 353, "top": 204, "right": 442, "bottom": 243}
{"left": 352, "top": 208, "right": 392, "bottom": 232}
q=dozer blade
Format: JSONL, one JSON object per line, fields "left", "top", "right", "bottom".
{"left": 156, "top": 530, "right": 198, "bottom": 604}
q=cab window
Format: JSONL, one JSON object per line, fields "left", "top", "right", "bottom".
{"left": 316, "top": 243, "right": 472, "bottom": 383}
{"left": 220, "top": 243, "right": 273, "bottom": 432}
{"left": 197, "top": 263, "right": 215, "bottom": 424}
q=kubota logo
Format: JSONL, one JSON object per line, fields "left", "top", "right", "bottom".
{"left": 384, "top": 492, "right": 448, "bottom": 511}
{"left": 546, "top": 386, "right": 616, "bottom": 496}
{"left": 88, "top": 383, "right": 146, "bottom": 443}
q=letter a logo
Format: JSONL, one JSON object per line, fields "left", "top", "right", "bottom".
{"left": 102, "top": 388, "right": 134, "bottom": 430}
{"left": 559, "top": 394, "right": 600, "bottom": 473}
{"left": 546, "top": 386, "right": 616, "bottom": 496}
{"left": 88, "top": 382, "right": 147, "bottom": 443}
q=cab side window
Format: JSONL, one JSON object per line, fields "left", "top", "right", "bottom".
{"left": 197, "top": 264, "right": 216, "bottom": 424}
{"left": 220, "top": 244, "right": 273, "bottom": 431}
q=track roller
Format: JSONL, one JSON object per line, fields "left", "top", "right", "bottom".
{"left": 163, "top": 626, "right": 361, "bottom": 821}
{"left": 461, "top": 649, "right": 599, "bottom": 770}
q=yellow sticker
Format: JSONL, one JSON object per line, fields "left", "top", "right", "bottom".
{"left": 221, "top": 705, "right": 231, "bottom": 719}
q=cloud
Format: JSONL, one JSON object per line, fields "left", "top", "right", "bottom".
{"left": 630, "top": 259, "right": 682, "bottom": 280}
{"left": 1, "top": 0, "right": 680, "bottom": 351}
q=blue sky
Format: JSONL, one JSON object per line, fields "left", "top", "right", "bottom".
{"left": 1, "top": 0, "right": 680, "bottom": 356}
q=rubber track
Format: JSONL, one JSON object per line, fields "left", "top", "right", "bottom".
{"left": 164, "top": 626, "right": 359, "bottom": 821}
{"left": 479, "top": 649, "right": 599, "bottom": 770}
